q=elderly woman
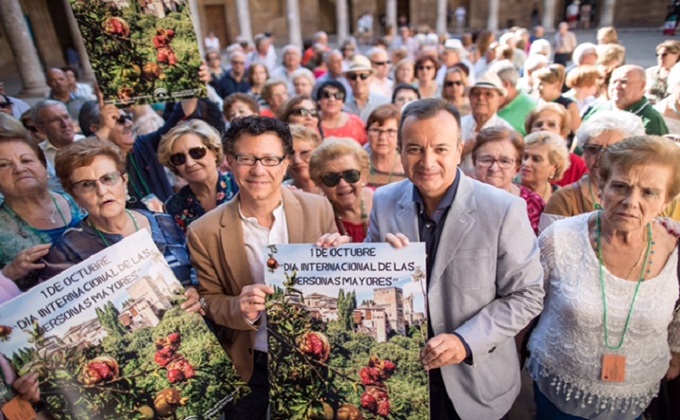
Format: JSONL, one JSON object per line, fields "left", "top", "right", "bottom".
{"left": 525, "top": 103, "right": 589, "bottom": 187}
{"left": 414, "top": 55, "right": 441, "bottom": 99}
{"left": 159, "top": 120, "right": 238, "bottom": 233}
{"left": 564, "top": 65, "right": 601, "bottom": 114}
{"left": 260, "top": 79, "right": 289, "bottom": 119}
{"left": 292, "top": 68, "right": 316, "bottom": 98}
{"left": 316, "top": 80, "right": 367, "bottom": 145}
{"left": 277, "top": 96, "right": 320, "bottom": 134}
{"left": 223, "top": 93, "right": 259, "bottom": 124}
{"left": 393, "top": 58, "right": 415, "bottom": 85}
{"left": 472, "top": 127, "right": 545, "bottom": 234}
{"left": 309, "top": 138, "right": 373, "bottom": 243}
{"left": 520, "top": 131, "right": 570, "bottom": 204}
{"left": 42, "top": 138, "right": 201, "bottom": 310}
{"left": 646, "top": 40, "right": 680, "bottom": 104}
{"left": 284, "top": 124, "right": 323, "bottom": 194}
{"left": 597, "top": 26, "right": 619, "bottom": 45}
{"left": 533, "top": 64, "right": 582, "bottom": 134}
{"left": 365, "top": 104, "right": 406, "bottom": 189}
{"left": 654, "top": 65, "right": 680, "bottom": 133}
{"left": 0, "top": 114, "right": 87, "bottom": 293}
{"left": 539, "top": 110, "right": 646, "bottom": 231}
{"left": 441, "top": 66, "right": 471, "bottom": 116}
{"left": 391, "top": 83, "right": 420, "bottom": 109}
{"left": 528, "top": 135, "right": 680, "bottom": 420}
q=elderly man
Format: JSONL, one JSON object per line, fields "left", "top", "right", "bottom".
{"left": 553, "top": 22, "right": 577, "bottom": 66}
{"left": 186, "top": 116, "right": 343, "bottom": 419}
{"left": 45, "top": 68, "right": 86, "bottom": 121}
{"left": 367, "top": 98, "right": 544, "bottom": 420}
{"left": 436, "top": 39, "right": 476, "bottom": 86}
{"left": 584, "top": 64, "right": 669, "bottom": 135}
{"left": 302, "top": 31, "right": 328, "bottom": 66}
{"left": 460, "top": 72, "right": 514, "bottom": 176}
{"left": 270, "top": 45, "right": 303, "bottom": 95}
{"left": 249, "top": 33, "right": 277, "bottom": 72}
{"left": 367, "top": 47, "right": 394, "bottom": 98}
{"left": 491, "top": 62, "right": 537, "bottom": 135}
{"left": 343, "top": 55, "right": 390, "bottom": 123}
{"left": 314, "top": 49, "right": 351, "bottom": 95}
{"left": 213, "top": 51, "right": 251, "bottom": 99}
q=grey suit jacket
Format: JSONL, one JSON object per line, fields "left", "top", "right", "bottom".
{"left": 367, "top": 173, "right": 544, "bottom": 419}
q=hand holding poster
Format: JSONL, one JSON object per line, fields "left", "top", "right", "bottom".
{"left": 68, "top": 0, "right": 206, "bottom": 105}
{"left": 265, "top": 243, "right": 429, "bottom": 420}
{"left": 0, "top": 230, "right": 238, "bottom": 419}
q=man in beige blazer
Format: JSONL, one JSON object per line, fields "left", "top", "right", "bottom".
{"left": 187, "top": 116, "right": 342, "bottom": 419}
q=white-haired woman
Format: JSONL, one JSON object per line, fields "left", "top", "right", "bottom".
{"left": 519, "top": 131, "right": 571, "bottom": 204}
{"left": 292, "top": 68, "right": 316, "bottom": 98}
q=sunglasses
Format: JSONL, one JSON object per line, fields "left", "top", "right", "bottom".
{"left": 348, "top": 73, "right": 370, "bottom": 81}
{"left": 169, "top": 147, "right": 208, "bottom": 166}
{"left": 444, "top": 80, "right": 464, "bottom": 87}
{"left": 320, "top": 91, "right": 345, "bottom": 101}
{"left": 290, "top": 108, "right": 319, "bottom": 118}
{"left": 115, "top": 114, "right": 132, "bottom": 125}
{"left": 372, "top": 60, "right": 391, "bottom": 66}
{"left": 321, "top": 169, "right": 361, "bottom": 187}
{"left": 71, "top": 171, "right": 122, "bottom": 195}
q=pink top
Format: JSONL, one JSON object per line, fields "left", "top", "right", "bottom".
{"left": 322, "top": 113, "right": 367, "bottom": 145}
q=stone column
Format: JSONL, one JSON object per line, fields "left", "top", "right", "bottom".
{"left": 0, "top": 0, "right": 49, "bottom": 96}
{"left": 488, "top": 0, "right": 499, "bottom": 32}
{"left": 235, "top": 0, "right": 252, "bottom": 41}
{"left": 600, "top": 0, "right": 616, "bottom": 27}
{"left": 386, "top": 0, "right": 397, "bottom": 32}
{"left": 336, "top": 0, "right": 349, "bottom": 43}
{"left": 542, "top": 0, "right": 557, "bottom": 32}
{"left": 62, "top": 0, "right": 95, "bottom": 83}
{"left": 436, "top": 0, "right": 447, "bottom": 34}
{"left": 287, "top": 0, "right": 302, "bottom": 47}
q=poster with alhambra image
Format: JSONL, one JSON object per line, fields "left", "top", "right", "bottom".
{"left": 265, "top": 243, "right": 429, "bottom": 420}
{"left": 0, "top": 230, "right": 239, "bottom": 419}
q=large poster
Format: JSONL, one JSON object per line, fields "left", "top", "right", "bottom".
{"left": 0, "top": 230, "right": 238, "bottom": 419}
{"left": 265, "top": 243, "right": 429, "bottom": 420}
{"left": 68, "top": 0, "right": 206, "bottom": 105}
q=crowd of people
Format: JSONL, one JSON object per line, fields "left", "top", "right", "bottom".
{"left": 1, "top": 20, "right": 680, "bottom": 420}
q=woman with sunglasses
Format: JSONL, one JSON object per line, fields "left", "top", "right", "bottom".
{"left": 316, "top": 80, "right": 367, "bottom": 145}
{"left": 441, "top": 66, "right": 471, "bottom": 116}
{"left": 277, "top": 96, "right": 321, "bottom": 135}
{"left": 414, "top": 55, "right": 441, "bottom": 99}
{"left": 159, "top": 120, "right": 238, "bottom": 233}
{"left": 309, "top": 137, "right": 373, "bottom": 243}
{"left": 41, "top": 138, "right": 203, "bottom": 312}
{"left": 0, "top": 114, "right": 87, "bottom": 294}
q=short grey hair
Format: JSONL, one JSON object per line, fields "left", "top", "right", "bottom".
{"left": 524, "top": 54, "right": 549, "bottom": 72}
{"left": 572, "top": 42, "right": 597, "bottom": 65}
{"left": 576, "top": 110, "right": 645, "bottom": 148}
{"left": 313, "top": 31, "right": 328, "bottom": 42}
{"left": 489, "top": 61, "right": 519, "bottom": 86}
{"left": 292, "top": 67, "right": 316, "bottom": 85}
{"left": 323, "top": 49, "right": 343, "bottom": 64}
{"left": 282, "top": 45, "right": 302, "bottom": 56}
{"left": 366, "top": 46, "right": 388, "bottom": 60}
{"left": 529, "top": 39, "right": 551, "bottom": 57}
{"left": 32, "top": 99, "right": 68, "bottom": 126}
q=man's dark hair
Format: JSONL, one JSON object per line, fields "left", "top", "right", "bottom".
{"left": 391, "top": 83, "right": 421, "bottom": 104}
{"left": 223, "top": 115, "right": 294, "bottom": 157}
{"left": 315, "top": 80, "right": 346, "bottom": 102}
{"left": 398, "top": 98, "right": 461, "bottom": 149}
{"left": 78, "top": 100, "right": 100, "bottom": 136}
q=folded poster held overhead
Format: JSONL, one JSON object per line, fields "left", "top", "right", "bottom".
{"left": 264, "top": 243, "right": 429, "bottom": 420}
{"left": 68, "top": 0, "right": 206, "bottom": 105}
{"left": 0, "top": 230, "right": 239, "bottom": 419}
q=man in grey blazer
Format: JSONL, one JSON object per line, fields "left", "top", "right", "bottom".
{"left": 366, "top": 98, "right": 544, "bottom": 419}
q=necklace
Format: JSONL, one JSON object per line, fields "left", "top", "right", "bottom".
{"left": 335, "top": 198, "right": 368, "bottom": 240}
{"left": 90, "top": 210, "right": 140, "bottom": 247}
{"left": 595, "top": 211, "right": 653, "bottom": 350}
{"left": 587, "top": 177, "right": 602, "bottom": 210}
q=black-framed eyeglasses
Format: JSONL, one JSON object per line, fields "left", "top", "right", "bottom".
{"left": 444, "top": 80, "right": 464, "bottom": 87}
{"left": 476, "top": 155, "right": 516, "bottom": 169}
{"left": 234, "top": 154, "right": 286, "bottom": 166}
{"left": 583, "top": 144, "right": 608, "bottom": 156}
{"left": 368, "top": 127, "right": 398, "bottom": 138}
{"left": 290, "top": 108, "right": 319, "bottom": 118}
{"left": 169, "top": 147, "right": 208, "bottom": 166}
{"left": 115, "top": 114, "right": 132, "bottom": 125}
{"left": 348, "top": 73, "right": 370, "bottom": 81}
{"left": 321, "top": 169, "right": 361, "bottom": 187}
{"left": 372, "top": 60, "right": 391, "bottom": 66}
{"left": 320, "top": 91, "right": 345, "bottom": 101}
{"left": 71, "top": 171, "right": 122, "bottom": 195}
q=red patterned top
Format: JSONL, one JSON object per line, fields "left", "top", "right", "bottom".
{"left": 519, "top": 185, "right": 546, "bottom": 235}
{"left": 337, "top": 219, "right": 367, "bottom": 243}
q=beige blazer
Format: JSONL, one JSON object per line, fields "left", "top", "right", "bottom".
{"left": 186, "top": 187, "right": 337, "bottom": 382}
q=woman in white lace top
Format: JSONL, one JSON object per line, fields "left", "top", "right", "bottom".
{"left": 528, "top": 135, "right": 680, "bottom": 420}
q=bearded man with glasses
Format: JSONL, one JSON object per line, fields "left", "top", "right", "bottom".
{"left": 186, "top": 116, "right": 347, "bottom": 420}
